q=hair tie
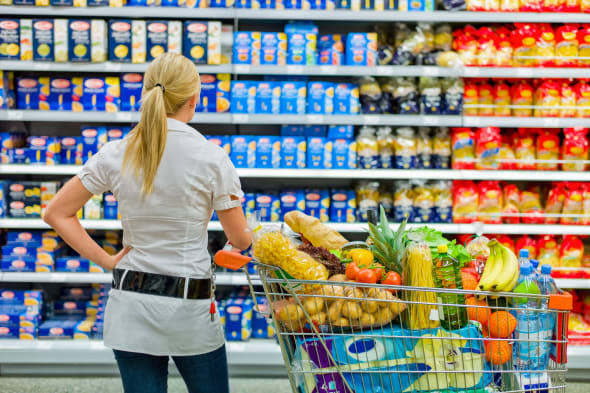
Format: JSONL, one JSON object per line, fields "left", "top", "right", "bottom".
{"left": 155, "top": 83, "right": 165, "bottom": 93}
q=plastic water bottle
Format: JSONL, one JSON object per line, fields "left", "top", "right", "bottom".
{"left": 538, "top": 264, "right": 559, "bottom": 370}
{"left": 518, "top": 249, "right": 530, "bottom": 268}
{"left": 530, "top": 259, "right": 541, "bottom": 281}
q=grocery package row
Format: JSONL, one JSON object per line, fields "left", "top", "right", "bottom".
{"left": 251, "top": 210, "right": 564, "bottom": 392}
{"left": 566, "top": 290, "right": 590, "bottom": 345}
{"left": 0, "top": 229, "right": 118, "bottom": 272}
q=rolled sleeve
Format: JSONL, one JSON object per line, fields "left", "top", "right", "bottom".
{"left": 211, "top": 154, "right": 243, "bottom": 211}
{"left": 77, "top": 148, "right": 110, "bottom": 195}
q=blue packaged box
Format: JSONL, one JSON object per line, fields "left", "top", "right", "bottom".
{"left": 242, "top": 193, "right": 256, "bottom": 220}
{"left": 306, "top": 137, "right": 332, "bottom": 169}
{"left": 7, "top": 200, "right": 40, "bottom": 218}
{"left": 80, "top": 127, "right": 99, "bottom": 164}
{"left": 106, "top": 127, "right": 125, "bottom": 142}
{"left": 317, "top": 34, "right": 344, "bottom": 65}
{"left": 0, "top": 181, "right": 6, "bottom": 218}
{"left": 346, "top": 33, "right": 378, "bottom": 66}
{"left": 286, "top": 33, "right": 316, "bottom": 65}
{"left": 39, "top": 318, "right": 82, "bottom": 338}
{"left": 255, "top": 82, "right": 280, "bottom": 114}
{"left": 231, "top": 81, "right": 255, "bottom": 114}
{"left": 0, "top": 290, "right": 42, "bottom": 306}
{"left": 304, "top": 125, "right": 327, "bottom": 137}
{"left": 82, "top": 76, "right": 120, "bottom": 112}
{"left": 32, "top": 19, "right": 54, "bottom": 62}
{"left": 74, "top": 318, "right": 95, "bottom": 339}
{"left": 230, "top": 136, "right": 256, "bottom": 168}
{"left": 60, "top": 287, "right": 93, "bottom": 301}
{"left": 280, "top": 136, "right": 306, "bottom": 168}
{"left": 0, "top": 325, "right": 19, "bottom": 339}
{"left": 68, "top": 20, "right": 91, "bottom": 62}
{"left": 60, "top": 137, "right": 81, "bottom": 165}
{"left": 328, "top": 125, "right": 354, "bottom": 139}
{"left": 7, "top": 181, "right": 40, "bottom": 203}
{"left": 197, "top": 74, "right": 217, "bottom": 113}
{"left": 255, "top": 136, "right": 280, "bottom": 168}
{"left": 48, "top": 77, "right": 72, "bottom": 111}
{"left": 27, "top": 137, "right": 47, "bottom": 165}
{"left": 0, "top": 305, "right": 39, "bottom": 328}
{"left": 146, "top": 21, "right": 168, "bottom": 62}
{"left": 280, "top": 125, "right": 305, "bottom": 136}
{"left": 103, "top": 192, "right": 118, "bottom": 220}
{"left": 260, "top": 32, "right": 287, "bottom": 66}
{"left": 305, "top": 189, "right": 330, "bottom": 222}
{"left": 206, "top": 135, "right": 231, "bottom": 155}
{"left": 233, "top": 32, "right": 261, "bottom": 65}
{"left": 1, "top": 256, "right": 36, "bottom": 272}
{"left": 224, "top": 298, "right": 253, "bottom": 341}
{"left": 2, "top": 243, "right": 37, "bottom": 257}
{"left": 56, "top": 258, "right": 89, "bottom": 273}
{"left": 280, "top": 81, "right": 306, "bottom": 114}
{"left": 307, "top": 82, "right": 334, "bottom": 114}
{"left": 7, "top": 231, "right": 42, "bottom": 244}
{"left": 108, "top": 20, "right": 132, "bottom": 63}
{"left": 8, "top": 148, "right": 28, "bottom": 164}
{"left": 0, "top": 20, "right": 20, "bottom": 60}
{"left": 332, "top": 138, "right": 357, "bottom": 169}
{"left": 120, "top": 73, "right": 142, "bottom": 112}
{"left": 183, "top": 21, "right": 208, "bottom": 64}
{"left": 16, "top": 77, "right": 40, "bottom": 110}
{"left": 334, "top": 83, "right": 360, "bottom": 115}
{"left": 255, "top": 193, "right": 280, "bottom": 222}
{"left": 54, "top": 301, "right": 87, "bottom": 316}
{"left": 330, "top": 189, "right": 356, "bottom": 223}
{"left": 251, "top": 297, "right": 275, "bottom": 339}
{"left": 280, "top": 190, "right": 305, "bottom": 219}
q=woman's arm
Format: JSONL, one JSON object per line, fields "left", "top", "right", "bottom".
{"left": 43, "top": 177, "right": 129, "bottom": 270}
{"left": 217, "top": 203, "right": 252, "bottom": 251}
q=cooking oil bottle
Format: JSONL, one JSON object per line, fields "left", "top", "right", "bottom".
{"left": 433, "top": 244, "right": 468, "bottom": 330}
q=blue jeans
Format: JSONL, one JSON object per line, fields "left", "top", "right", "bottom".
{"left": 113, "top": 344, "right": 229, "bottom": 393}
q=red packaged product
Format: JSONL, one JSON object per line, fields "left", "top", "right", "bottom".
{"left": 575, "top": 81, "right": 590, "bottom": 118}
{"left": 452, "top": 181, "right": 479, "bottom": 224}
{"left": 451, "top": 128, "right": 476, "bottom": 170}
{"left": 536, "top": 24, "right": 556, "bottom": 66}
{"left": 543, "top": 0, "right": 565, "bottom": 12}
{"left": 560, "top": 235, "right": 584, "bottom": 267}
{"left": 520, "top": 186, "right": 545, "bottom": 224}
{"left": 577, "top": 25, "right": 590, "bottom": 66}
{"left": 463, "top": 80, "right": 479, "bottom": 116}
{"left": 503, "top": 183, "right": 521, "bottom": 224}
{"left": 583, "top": 0, "right": 590, "bottom": 13}
{"left": 514, "top": 128, "right": 537, "bottom": 170}
{"left": 454, "top": 26, "right": 479, "bottom": 66}
{"left": 499, "top": 132, "right": 517, "bottom": 170}
{"left": 555, "top": 24, "right": 579, "bottom": 67}
{"left": 478, "top": 181, "right": 503, "bottom": 224}
{"left": 512, "top": 24, "right": 538, "bottom": 67}
{"left": 511, "top": 80, "right": 534, "bottom": 117}
{"left": 536, "top": 129, "right": 560, "bottom": 170}
{"left": 496, "top": 234, "right": 515, "bottom": 253}
{"left": 493, "top": 81, "right": 512, "bottom": 117}
{"left": 534, "top": 80, "right": 561, "bottom": 118}
{"left": 562, "top": 127, "right": 589, "bottom": 171}
{"left": 520, "top": 0, "right": 543, "bottom": 11}
{"left": 477, "top": 27, "right": 498, "bottom": 66}
{"left": 561, "top": 182, "right": 585, "bottom": 225}
{"left": 545, "top": 183, "right": 567, "bottom": 224}
{"left": 495, "top": 27, "right": 514, "bottom": 67}
{"left": 582, "top": 183, "right": 590, "bottom": 225}
{"left": 516, "top": 234, "right": 538, "bottom": 259}
{"left": 562, "top": 0, "right": 580, "bottom": 12}
{"left": 560, "top": 81, "right": 577, "bottom": 118}
{"left": 475, "top": 127, "right": 501, "bottom": 170}
{"left": 478, "top": 81, "right": 494, "bottom": 117}
{"left": 538, "top": 234, "right": 560, "bottom": 267}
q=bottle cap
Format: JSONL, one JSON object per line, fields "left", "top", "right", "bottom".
{"left": 437, "top": 244, "right": 448, "bottom": 253}
{"left": 541, "top": 264, "right": 552, "bottom": 275}
{"left": 530, "top": 259, "right": 539, "bottom": 269}
{"left": 520, "top": 262, "right": 532, "bottom": 275}
{"left": 519, "top": 249, "right": 529, "bottom": 258}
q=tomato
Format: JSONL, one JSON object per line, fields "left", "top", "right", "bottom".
{"left": 381, "top": 271, "right": 402, "bottom": 292}
{"left": 371, "top": 263, "right": 384, "bottom": 281}
{"left": 356, "top": 269, "right": 378, "bottom": 284}
{"left": 345, "top": 262, "right": 361, "bottom": 280}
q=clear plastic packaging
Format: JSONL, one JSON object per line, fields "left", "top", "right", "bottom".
{"left": 394, "top": 127, "right": 417, "bottom": 169}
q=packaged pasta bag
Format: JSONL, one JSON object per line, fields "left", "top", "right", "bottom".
{"left": 560, "top": 81, "right": 577, "bottom": 118}
{"left": 394, "top": 181, "right": 414, "bottom": 222}
{"left": 475, "top": 126, "right": 501, "bottom": 170}
{"left": 476, "top": 27, "right": 498, "bottom": 66}
{"left": 575, "top": 80, "right": 590, "bottom": 118}
{"left": 495, "top": 26, "right": 514, "bottom": 66}
{"left": 563, "top": 0, "right": 579, "bottom": 11}
{"left": 560, "top": 235, "right": 583, "bottom": 267}
{"left": 478, "top": 81, "right": 494, "bottom": 116}
{"left": 494, "top": 80, "right": 512, "bottom": 117}
{"left": 520, "top": 186, "right": 545, "bottom": 224}
{"left": 561, "top": 182, "right": 584, "bottom": 225}
{"left": 545, "top": 182, "right": 567, "bottom": 224}
{"left": 432, "top": 180, "right": 453, "bottom": 223}
{"left": 512, "top": 24, "right": 538, "bottom": 67}
{"left": 543, "top": 0, "right": 565, "bottom": 13}
{"left": 500, "top": 0, "right": 519, "bottom": 10}
{"left": 514, "top": 128, "right": 537, "bottom": 170}
{"left": 536, "top": 129, "right": 560, "bottom": 170}
{"left": 536, "top": 24, "right": 556, "bottom": 66}
{"left": 451, "top": 127, "right": 475, "bottom": 169}
{"left": 577, "top": 25, "right": 590, "bottom": 67}
{"left": 511, "top": 80, "right": 534, "bottom": 117}
{"left": 452, "top": 180, "right": 479, "bottom": 223}
{"left": 516, "top": 234, "right": 538, "bottom": 259}
{"left": 499, "top": 131, "right": 517, "bottom": 170}
{"left": 519, "top": 0, "right": 542, "bottom": 11}
{"left": 433, "top": 127, "right": 451, "bottom": 169}
{"left": 357, "top": 181, "right": 380, "bottom": 222}
{"left": 583, "top": 0, "right": 590, "bottom": 13}
{"left": 562, "top": 127, "right": 589, "bottom": 171}
{"left": 417, "top": 127, "right": 433, "bottom": 169}
{"left": 412, "top": 180, "right": 434, "bottom": 223}
{"left": 463, "top": 80, "right": 479, "bottom": 116}
{"left": 478, "top": 181, "right": 503, "bottom": 224}
{"left": 555, "top": 24, "right": 579, "bottom": 67}
{"left": 453, "top": 26, "right": 479, "bottom": 66}
{"left": 466, "top": 0, "right": 485, "bottom": 12}
{"left": 583, "top": 238, "right": 590, "bottom": 267}
{"left": 582, "top": 183, "right": 590, "bottom": 225}
{"left": 503, "top": 183, "right": 521, "bottom": 224}
{"left": 538, "top": 235, "right": 560, "bottom": 267}
{"left": 483, "top": 0, "right": 500, "bottom": 9}
{"left": 534, "top": 80, "right": 561, "bottom": 118}
{"left": 435, "top": 24, "right": 453, "bottom": 52}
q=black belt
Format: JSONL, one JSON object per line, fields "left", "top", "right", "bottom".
{"left": 112, "top": 269, "right": 212, "bottom": 300}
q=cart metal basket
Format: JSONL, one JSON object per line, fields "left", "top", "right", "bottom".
{"left": 215, "top": 251, "right": 573, "bottom": 393}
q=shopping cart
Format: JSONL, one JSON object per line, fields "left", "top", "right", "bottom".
{"left": 215, "top": 250, "right": 573, "bottom": 393}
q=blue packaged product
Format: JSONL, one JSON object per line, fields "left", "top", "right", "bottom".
{"left": 234, "top": 0, "right": 260, "bottom": 8}
{"left": 330, "top": 189, "right": 356, "bottom": 223}
{"left": 106, "top": 127, "right": 125, "bottom": 142}
{"left": 8, "top": 199, "right": 40, "bottom": 218}
{"left": 51, "top": 0, "right": 73, "bottom": 5}
{"left": 317, "top": 34, "right": 343, "bottom": 65}
{"left": 60, "top": 137, "right": 81, "bottom": 165}
{"left": 0, "top": 20, "right": 20, "bottom": 60}
{"left": 421, "top": 84, "right": 442, "bottom": 115}
{"left": 230, "top": 136, "right": 256, "bottom": 168}
{"left": 16, "top": 77, "right": 40, "bottom": 110}
{"left": 0, "top": 325, "right": 19, "bottom": 339}
{"left": 280, "top": 125, "right": 305, "bottom": 136}
{"left": 255, "top": 193, "right": 280, "bottom": 222}
{"left": 242, "top": 193, "right": 256, "bottom": 219}
{"left": 27, "top": 137, "right": 47, "bottom": 165}
{"left": 39, "top": 318, "right": 82, "bottom": 338}
{"left": 1, "top": 256, "right": 35, "bottom": 272}
{"left": 346, "top": 33, "right": 377, "bottom": 66}
{"left": 307, "top": 82, "right": 334, "bottom": 114}
{"left": 260, "top": 32, "right": 287, "bottom": 66}
{"left": 286, "top": 33, "right": 316, "bottom": 65}
{"left": 233, "top": 32, "right": 261, "bottom": 65}
{"left": 328, "top": 125, "right": 354, "bottom": 139}
{"left": 334, "top": 83, "right": 360, "bottom": 115}
{"left": 332, "top": 138, "right": 357, "bottom": 169}
{"left": 255, "top": 136, "right": 280, "bottom": 168}
{"left": 255, "top": 81, "right": 280, "bottom": 114}
{"left": 231, "top": 81, "right": 255, "bottom": 114}
{"left": 32, "top": 19, "right": 54, "bottom": 62}
{"left": 197, "top": 74, "right": 217, "bottom": 113}
{"left": 0, "top": 290, "right": 40, "bottom": 306}
{"left": 54, "top": 300, "right": 86, "bottom": 315}
{"left": 92, "top": 320, "right": 104, "bottom": 339}
{"left": 443, "top": 80, "right": 463, "bottom": 115}
{"left": 2, "top": 243, "right": 37, "bottom": 257}
{"left": 306, "top": 137, "right": 332, "bottom": 169}
{"left": 279, "top": 190, "right": 305, "bottom": 219}
{"left": 7, "top": 231, "right": 42, "bottom": 244}
{"left": 82, "top": 77, "right": 105, "bottom": 111}
{"left": 60, "top": 287, "right": 93, "bottom": 301}
{"left": 48, "top": 77, "right": 72, "bottom": 111}
{"left": 0, "top": 306, "right": 39, "bottom": 328}
{"left": 206, "top": 135, "right": 231, "bottom": 155}
{"left": 103, "top": 192, "right": 118, "bottom": 220}
{"left": 0, "top": 181, "right": 5, "bottom": 218}
{"left": 280, "top": 81, "right": 306, "bottom": 114}
{"left": 68, "top": 20, "right": 91, "bottom": 62}
{"left": 108, "top": 20, "right": 132, "bottom": 63}
{"left": 74, "top": 318, "right": 95, "bottom": 339}
{"left": 183, "top": 21, "right": 208, "bottom": 64}
{"left": 304, "top": 125, "right": 327, "bottom": 137}
{"left": 251, "top": 297, "right": 275, "bottom": 339}
{"left": 146, "top": 21, "right": 168, "bottom": 62}
{"left": 7, "top": 182, "right": 40, "bottom": 203}
{"left": 280, "top": 136, "right": 306, "bottom": 169}
{"left": 80, "top": 127, "right": 99, "bottom": 164}
{"left": 120, "top": 73, "right": 143, "bottom": 112}
{"left": 224, "top": 298, "right": 253, "bottom": 341}
{"left": 305, "top": 189, "right": 330, "bottom": 222}
{"left": 56, "top": 258, "right": 89, "bottom": 273}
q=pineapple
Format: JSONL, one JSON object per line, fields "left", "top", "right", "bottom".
{"left": 368, "top": 206, "right": 407, "bottom": 275}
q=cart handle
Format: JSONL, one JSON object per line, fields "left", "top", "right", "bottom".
{"left": 214, "top": 250, "right": 252, "bottom": 271}
{"left": 549, "top": 292, "right": 573, "bottom": 311}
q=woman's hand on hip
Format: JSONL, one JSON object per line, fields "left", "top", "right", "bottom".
{"left": 103, "top": 246, "right": 132, "bottom": 271}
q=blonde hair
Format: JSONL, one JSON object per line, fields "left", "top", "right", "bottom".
{"left": 123, "top": 53, "right": 201, "bottom": 195}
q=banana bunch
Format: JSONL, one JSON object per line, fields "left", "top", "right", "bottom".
{"left": 478, "top": 239, "right": 519, "bottom": 292}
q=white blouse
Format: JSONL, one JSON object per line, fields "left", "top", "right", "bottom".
{"left": 77, "top": 118, "right": 243, "bottom": 356}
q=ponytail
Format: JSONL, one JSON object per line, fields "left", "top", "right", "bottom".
{"left": 123, "top": 53, "right": 201, "bottom": 195}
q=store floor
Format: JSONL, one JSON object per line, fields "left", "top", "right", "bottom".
{"left": 0, "top": 378, "right": 589, "bottom": 393}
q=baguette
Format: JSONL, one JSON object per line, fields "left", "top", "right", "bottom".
{"left": 284, "top": 211, "right": 348, "bottom": 251}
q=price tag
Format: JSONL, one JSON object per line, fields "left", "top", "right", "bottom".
{"left": 233, "top": 114, "right": 249, "bottom": 123}
{"left": 104, "top": 62, "right": 122, "bottom": 72}
{"left": 422, "top": 116, "right": 440, "bottom": 126}
{"left": 320, "top": 65, "right": 337, "bottom": 74}
{"left": 516, "top": 68, "right": 533, "bottom": 78}
{"left": 33, "top": 63, "right": 50, "bottom": 71}
{"left": 363, "top": 115, "right": 380, "bottom": 125}
{"left": 286, "top": 65, "right": 304, "bottom": 74}
{"left": 463, "top": 67, "right": 480, "bottom": 77}
{"left": 115, "top": 113, "right": 132, "bottom": 122}
{"left": 234, "top": 65, "right": 251, "bottom": 74}
{"left": 543, "top": 118, "right": 560, "bottom": 128}
{"left": 423, "top": 67, "right": 440, "bottom": 77}
{"left": 429, "top": 308, "right": 440, "bottom": 321}
{"left": 306, "top": 115, "right": 324, "bottom": 123}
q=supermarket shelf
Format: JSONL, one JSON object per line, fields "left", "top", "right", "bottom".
{"left": 463, "top": 116, "right": 590, "bottom": 128}
{"left": 0, "top": 219, "right": 121, "bottom": 230}
{"left": 3, "top": 7, "right": 590, "bottom": 23}
{"left": 555, "top": 279, "right": 590, "bottom": 289}
{"left": 0, "top": 61, "right": 231, "bottom": 74}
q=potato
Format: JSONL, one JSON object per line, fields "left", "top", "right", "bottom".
{"left": 328, "top": 274, "right": 347, "bottom": 282}
{"left": 389, "top": 296, "right": 407, "bottom": 315}
{"left": 341, "top": 302, "right": 362, "bottom": 320}
{"left": 373, "top": 308, "right": 394, "bottom": 325}
{"left": 328, "top": 300, "right": 344, "bottom": 323}
{"left": 360, "top": 313, "right": 376, "bottom": 327}
{"left": 278, "top": 304, "right": 304, "bottom": 323}
{"left": 283, "top": 318, "right": 305, "bottom": 332}
{"left": 316, "top": 285, "right": 345, "bottom": 301}
{"left": 335, "top": 317, "right": 350, "bottom": 327}
{"left": 344, "top": 287, "right": 364, "bottom": 303}
{"left": 367, "top": 288, "right": 395, "bottom": 307}
{"left": 303, "top": 296, "right": 325, "bottom": 315}
{"left": 309, "top": 312, "right": 327, "bottom": 325}
{"left": 361, "top": 299, "right": 379, "bottom": 314}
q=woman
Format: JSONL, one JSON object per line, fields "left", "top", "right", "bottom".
{"left": 44, "top": 53, "right": 252, "bottom": 393}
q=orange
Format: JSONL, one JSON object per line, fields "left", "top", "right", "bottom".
{"left": 487, "top": 311, "right": 517, "bottom": 338}
{"left": 466, "top": 297, "right": 491, "bottom": 326}
{"left": 484, "top": 340, "right": 512, "bottom": 365}
{"left": 461, "top": 271, "right": 479, "bottom": 296}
